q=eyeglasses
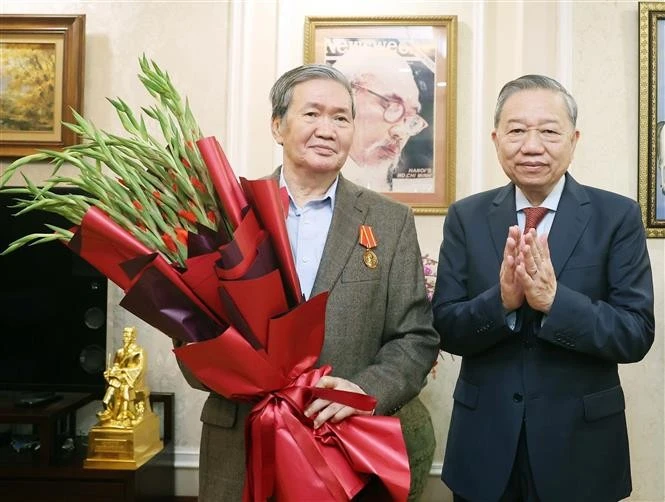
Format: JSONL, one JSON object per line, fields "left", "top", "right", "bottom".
{"left": 352, "top": 84, "right": 428, "bottom": 137}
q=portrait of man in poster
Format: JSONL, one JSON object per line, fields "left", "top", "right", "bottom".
{"left": 329, "top": 41, "right": 435, "bottom": 193}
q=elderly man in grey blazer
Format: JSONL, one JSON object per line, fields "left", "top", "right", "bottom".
{"left": 180, "top": 64, "right": 440, "bottom": 501}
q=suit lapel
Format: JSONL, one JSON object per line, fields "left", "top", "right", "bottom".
{"left": 488, "top": 183, "right": 517, "bottom": 262}
{"left": 548, "top": 174, "right": 591, "bottom": 276}
{"left": 311, "top": 176, "right": 366, "bottom": 296}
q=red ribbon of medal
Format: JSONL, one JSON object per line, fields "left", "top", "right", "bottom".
{"left": 359, "top": 225, "right": 378, "bottom": 269}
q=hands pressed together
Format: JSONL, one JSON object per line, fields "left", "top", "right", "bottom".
{"left": 304, "top": 375, "right": 374, "bottom": 429}
{"left": 500, "top": 226, "right": 557, "bottom": 314}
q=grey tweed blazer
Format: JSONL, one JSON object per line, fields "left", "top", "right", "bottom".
{"left": 180, "top": 173, "right": 440, "bottom": 499}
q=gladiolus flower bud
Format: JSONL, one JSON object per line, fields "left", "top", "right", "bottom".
{"left": 190, "top": 176, "right": 206, "bottom": 192}
{"left": 178, "top": 209, "right": 197, "bottom": 224}
{"left": 175, "top": 227, "right": 188, "bottom": 245}
{"left": 161, "top": 233, "right": 176, "bottom": 252}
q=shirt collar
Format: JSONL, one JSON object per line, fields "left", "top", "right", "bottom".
{"left": 515, "top": 175, "right": 565, "bottom": 211}
{"left": 279, "top": 169, "right": 338, "bottom": 210}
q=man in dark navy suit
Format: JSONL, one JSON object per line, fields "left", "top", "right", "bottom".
{"left": 432, "top": 75, "right": 655, "bottom": 502}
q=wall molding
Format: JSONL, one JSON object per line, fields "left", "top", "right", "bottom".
{"left": 557, "top": 0, "right": 574, "bottom": 91}
{"left": 225, "top": 0, "right": 253, "bottom": 177}
{"left": 174, "top": 447, "right": 201, "bottom": 469}
{"left": 470, "top": 1, "right": 486, "bottom": 194}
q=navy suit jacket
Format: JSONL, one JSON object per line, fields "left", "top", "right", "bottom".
{"left": 433, "top": 174, "right": 655, "bottom": 502}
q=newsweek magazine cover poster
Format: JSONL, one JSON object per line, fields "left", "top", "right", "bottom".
{"left": 326, "top": 37, "right": 436, "bottom": 193}
{"left": 305, "top": 18, "right": 456, "bottom": 213}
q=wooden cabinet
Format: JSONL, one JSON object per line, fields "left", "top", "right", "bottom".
{"left": 0, "top": 392, "right": 175, "bottom": 502}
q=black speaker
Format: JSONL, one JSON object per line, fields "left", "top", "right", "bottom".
{"left": 0, "top": 187, "right": 107, "bottom": 395}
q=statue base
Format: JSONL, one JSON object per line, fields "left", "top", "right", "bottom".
{"left": 84, "top": 412, "right": 163, "bottom": 470}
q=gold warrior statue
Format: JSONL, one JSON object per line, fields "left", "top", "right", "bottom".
{"left": 86, "top": 326, "right": 162, "bottom": 469}
{"left": 98, "top": 326, "right": 150, "bottom": 427}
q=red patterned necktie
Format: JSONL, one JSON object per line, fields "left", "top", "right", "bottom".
{"left": 523, "top": 206, "right": 549, "bottom": 232}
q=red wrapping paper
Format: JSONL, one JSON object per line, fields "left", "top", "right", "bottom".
{"left": 57, "top": 133, "right": 411, "bottom": 500}
{"left": 67, "top": 207, "right": 153, "bottom": 290}
{"left": 174, "top": 292, "right": 328, "bottom": 397}
{"left": 69, "top": 206, "right": 223, "bottom": 328}
{"left": 197, "top": 136, "right": 247, "bottom": 228}
{"left": 246, "top": 366, "right": 409, "bottom": 501}
{"left": 215, "top": 210, "right": 265, "bottom": 281}
{"left": 174, "top": 290, "right": 410, "bottom": 501}
{"left": 179, "top": 210, "right": 266, "bottom": 326}
{"left": 181, "top": 250, "right": 229, "bottom": 325}
{"left": 119, "top": 258, "right": 226, "bottom": 343}
{"left": 69, "top": 208, "right": 226, "bottom": 343}
{"left": 218, "top": 270, "right": 287, "bottom": 349}
{"left": 240, "top": 178, "right": 303, "bottom": 306}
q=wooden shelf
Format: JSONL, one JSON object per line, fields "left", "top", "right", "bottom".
{"left": 0, "top": 392, "right": 175, "bottom": 501}
{"left": 0, "top": 392, "right": 94, "bottom": 466}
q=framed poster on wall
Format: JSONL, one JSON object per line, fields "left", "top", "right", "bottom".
{"left": 304, "top": 16, "right": 457, "bottom": 215}
{"left": 638, "top": 2, "right": 665, "bottom": 237}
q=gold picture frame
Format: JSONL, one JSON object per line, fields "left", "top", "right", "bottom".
{"left": 0, "top": 14, "right": 85, "bottom": 158}
{"left": 638, "top": 3, "right": 665, "bottom": 237}
{"left": 304, "top": 16, "right": 457, "bottom": 215}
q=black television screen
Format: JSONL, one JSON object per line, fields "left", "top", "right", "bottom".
{"left": 0, "top": 187, "right": 107, "bottom": 396}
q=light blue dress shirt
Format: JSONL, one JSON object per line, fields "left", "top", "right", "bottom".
{"left": 280, "top": 171, "right": 337, "bottom": 300}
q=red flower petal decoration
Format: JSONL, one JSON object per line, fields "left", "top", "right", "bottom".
{"left": 190, "top": 176, "right": 206, "bottom": 192}
{"left": 161, "top": 233, "right": 176, "bottom": 252}
{"left": 175, "top": 227, "right": 188, "bottom": 245}
{"left": 177, "top": 209, "right": 197, "bottom": 224}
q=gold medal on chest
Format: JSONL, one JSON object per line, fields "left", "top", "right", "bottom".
{"left": 363, "top": 248, "right": 378, "bottom": 269}
{"left": 359, "top": 224, "right": 379, "bottom": 269}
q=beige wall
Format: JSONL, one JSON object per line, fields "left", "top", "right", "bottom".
{"left": 1, "top": 1, "right": 663, "bottom": 500}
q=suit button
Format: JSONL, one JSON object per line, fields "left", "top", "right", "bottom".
{"left": 513, "top": 393, "right": 523, "bottom": 403}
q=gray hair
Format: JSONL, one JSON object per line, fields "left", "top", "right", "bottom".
{"left": 269, "top": 63, "right": 355, "bottom": 120}
{"left": 494, "top": 74, "right": 578, "bottom": 128}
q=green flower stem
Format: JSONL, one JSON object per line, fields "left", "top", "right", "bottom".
{"left": 0, "top": 55, "right": 229, "bottom": 266}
